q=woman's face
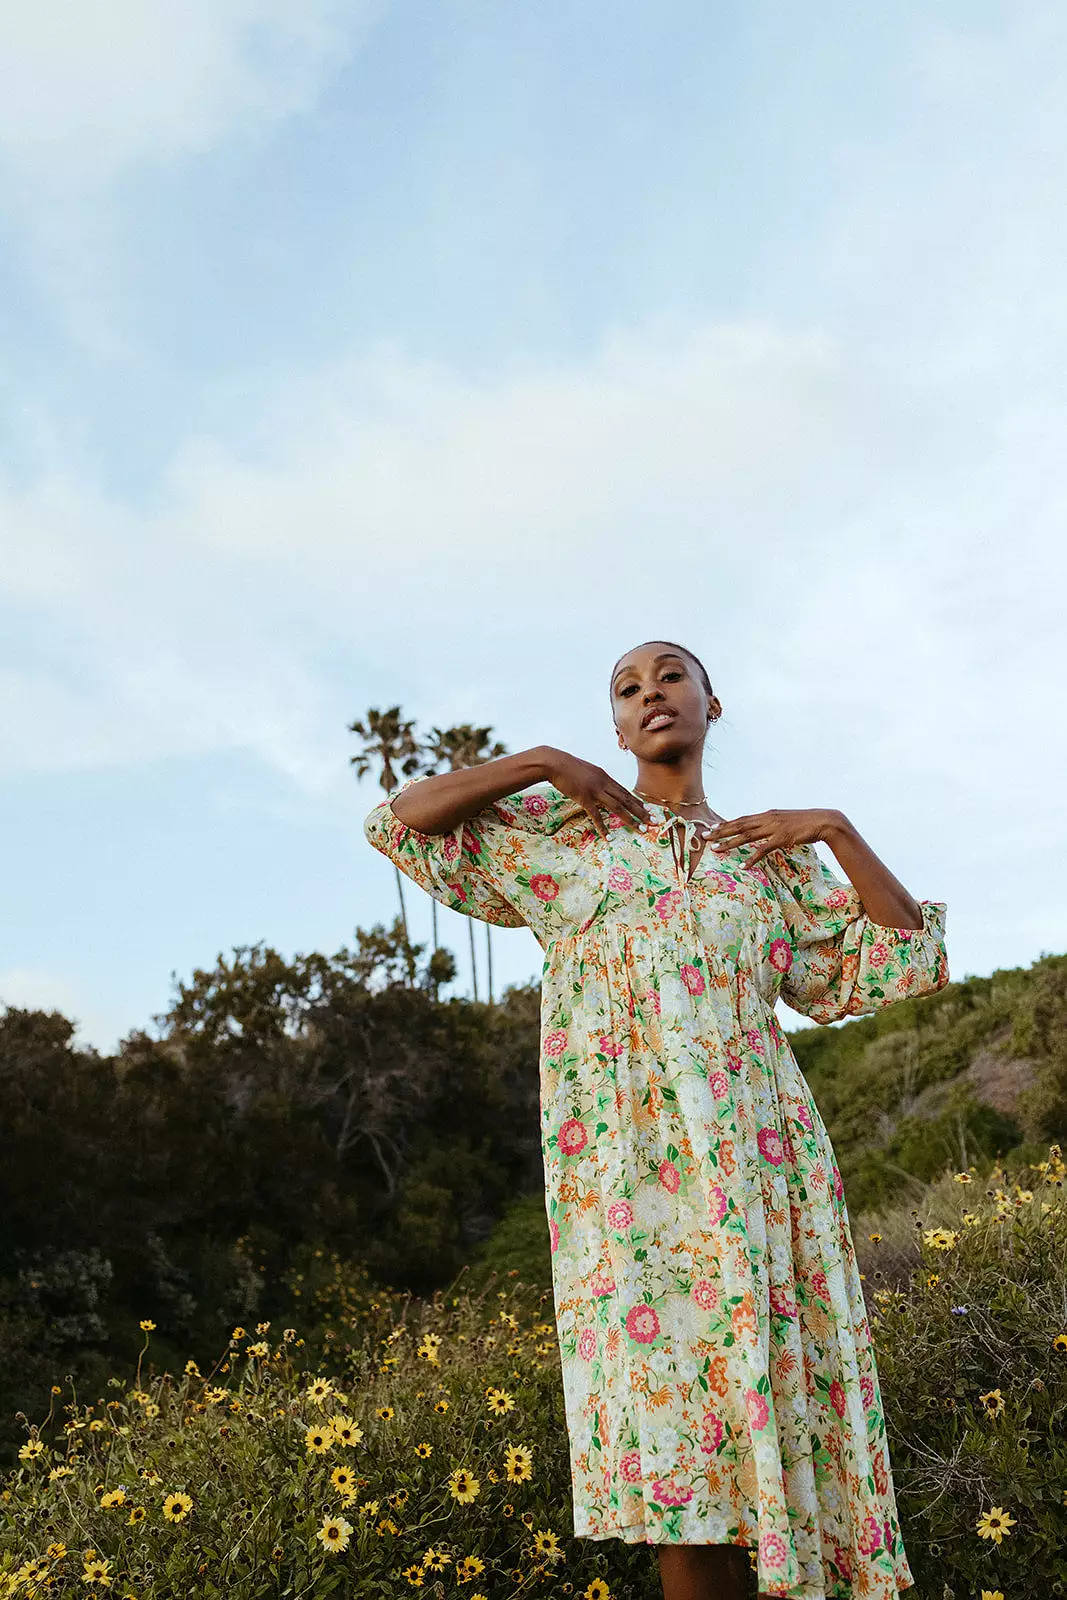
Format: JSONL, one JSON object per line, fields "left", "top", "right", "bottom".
{"left": 610, "top": 643, "right": 718, "bottom": 760}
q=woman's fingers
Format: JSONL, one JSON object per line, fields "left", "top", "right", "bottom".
{"left": 610, "top": 783, "right": 651, "bottom": 825}
{"left": 583, "top": 797, "right": 609, "bottom": 839}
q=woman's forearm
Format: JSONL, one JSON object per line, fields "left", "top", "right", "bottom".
{"left": 820, "top": 812, "right": 925, "bottom": 930}
{"left": 389, "top": 746, "right": 558, "bottom": 835}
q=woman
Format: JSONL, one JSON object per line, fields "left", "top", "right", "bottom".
{"left": 363, "top": 639, "right": 949, "bottom": 1600}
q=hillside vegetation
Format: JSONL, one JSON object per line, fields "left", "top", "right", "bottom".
{"left": 0, "top": 930, "right": 1064, "bottom": 1470}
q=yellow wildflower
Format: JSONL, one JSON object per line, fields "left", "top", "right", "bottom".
{"left": 505, "top": 1443, "right": 534, "bottom": 1483}
{"left": 163, "top": 1491, "right": 193, "bottom": 1523}
{"left": 448, "top": 1467, "right": 481, "bottom": 1503}
{"left": 316, "top": 1514, "right": 353, "bottom": 1554}
{"left": 976, "top": 1506, "right": 1017, "bottom": 1544}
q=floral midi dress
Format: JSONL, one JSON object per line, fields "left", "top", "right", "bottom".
{"left": 364, "top": 779, "right": 950, "bottom": 1600}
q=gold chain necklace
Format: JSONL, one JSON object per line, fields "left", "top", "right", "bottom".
{"left": 634, "top": 788, "right": 707, "bottom": 810}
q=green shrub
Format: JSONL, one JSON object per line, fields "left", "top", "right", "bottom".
{"left": 2, "top": 1150, "right": 1064, "bottom": 1599}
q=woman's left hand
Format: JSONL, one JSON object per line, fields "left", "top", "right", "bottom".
{"left": 708, "top": 807, "right": 845, "bottom": 867}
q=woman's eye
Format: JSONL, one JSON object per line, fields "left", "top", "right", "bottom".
{"left": 620, "top": 684, "right": 637, "bottom": 696}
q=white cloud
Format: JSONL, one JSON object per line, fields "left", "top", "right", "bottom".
{"left": 0, "top": 0, "right": 376, "bottom": 183}
{"left": 1, "top": 305, "right": 1064, "bottom": 846}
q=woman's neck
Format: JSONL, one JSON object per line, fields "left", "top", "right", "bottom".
{"left": 632, "top": 759, "right": 707, "bottom": 809}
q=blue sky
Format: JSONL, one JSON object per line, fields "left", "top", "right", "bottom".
{"left": 2, "top": 1, "right": 1065, "bottom": 1050}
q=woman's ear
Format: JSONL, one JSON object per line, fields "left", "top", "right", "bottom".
{"left": 617, "top": 730, "right": 627, "bottom": 750}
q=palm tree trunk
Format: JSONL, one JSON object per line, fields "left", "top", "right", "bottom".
{"left": 393, "top": 864, "right": 410, "bottom": 944}
{"left": 468, "top": 918, "right": 479, "bottom": 1002}
{"left": 486, "top": 924, "right": 493, "bottom": 1004}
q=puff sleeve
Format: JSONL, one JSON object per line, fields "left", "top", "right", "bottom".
{"left": 763, "top": 841, "right": 949, "bottom": 1025}
{"left": 363, "top": 777, "right": 595, "bottom": 941}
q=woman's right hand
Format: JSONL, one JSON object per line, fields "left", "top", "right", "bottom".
{"left": 542, "top": 749, "right": 651, "bottom": 839}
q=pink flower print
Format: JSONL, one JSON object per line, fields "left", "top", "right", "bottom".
{"left": 543, "top": 1029, "right": 568, "bottom": 1057}
{"left": 548, "top": 1218, "right": 560, "bottom": 1253}
{"left": 710, "top": 870, "right": 736, "bottom": 893}
{"left": 828, "top": 1379, "right": 847, "bottom": 1419}
{"left": 442, "top": 835, "right": 460, "bottom": 863}
{"left": 768, "top": 937, "right": 793, "bottom": 973}
{"left": 691, "top": 1278, "right": 720, "bottom": 1311}
{"left": 530, "top": 873, "right": 560, "bottom": 901}
{"left": 825, "top": 886, "right": 849, "bottom": 910}
{"left": 832, "top": 1165, "right": 844, "bottom": 1200}
{"left": 833, "top": 1545, "right": 853, "bottom": 1583}
{"left": 650, "top": 989, "right": 662, "bottom": 1016}
{"left": 651, "top": 1475, "right": 692, "bottom": 1508}
{"left": 591, "top": 1272, "right": 616, "bottom": 1298}
{"left": 608, "top": 865, "right": 633, "bottom": 892}
{"left": 860, "top": 1374, "right": 875, "bottom": 1411}
{"left": 858, "top": 1513, "right": 884, "bottom": 1555}
{"left": 758, "top": 1531, "right": 789, "bottom": 1571}
{"left": 725, "top": 1048, "right": 743, "bottom": 1075}
{"left": 709, "top": 1070, "right": 729, "bottom": 1099}
{"left": 655, "top": 889, "right": 684, "bottom": 922}
{"left": 769, "top": 1285, "right": 797, "bottom": 1319}
{"left": 446, "top": 881, "right": 468, "bottom": 904}
{"left": 747, "top": 866, "right": 770, "bottom": 886}
{"left": 577, "top": 1327, "right": 597, "bottom": 1361}
{"left": 606, "top": 812, "right": 624, "bottom": 831}
{"left": 705, "top": 1185, "right": 728, "bottom": 1224}
{"left": 883, "top": 1517, "right": 893, "bottom": 1555}
{"left": 796, "top": 1102, "right": 814, "bottom": 1132}
{"left": 756, "top": 1127, "right": 784, "bottom": 1166}
{"left": 744, "top": 1387, "right": 770, "bottom": 1431}
{"left": 624, "top": 1303, "right": 660, "bottom": 1344}
{"left": 810, "top": 1269, "right": 829, "bottom": 1303}
{"left": 598, "top": 1033, "right": 624, "bottom": 1058}
{"left": 699, "top": 1410, "right": 724, "bottom": 1454}
{"left": 619, "top": 1449, "right": 642, "bottom": 1484}
{"left": 607, "top": 1200, "right": 634, "bottom": 1231}
{"left": 558, "top": 1118, "right": 588, "bottom": 1156}
{"left": 523, "top": 793, "right": 548, "bottom": 815}
{"left": 745, "top": 1028, "right": 765, "bottom": 1054}
{"left": 658, "top": 1159, "right": 681, "bottom": 1194}
{"left": 680, "top": 962, "right": 705, "bottom": 995}
{"left": 869, "top": 941, "right": 890, "bottom": 968}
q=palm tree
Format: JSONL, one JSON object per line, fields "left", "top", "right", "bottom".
{"left": 419, "top": 723, "right": 507, "bottom": 1003}
{"left": 349, "top": 706, "right": 422, "bottom": 945}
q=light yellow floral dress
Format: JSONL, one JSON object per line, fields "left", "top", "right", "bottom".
{"left": 364, "top": 779, "right": 950, "bottom": 1599}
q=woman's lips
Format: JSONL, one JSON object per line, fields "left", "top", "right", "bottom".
{"left": 642, "top": 710, "right": 677, "bottom": 730}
